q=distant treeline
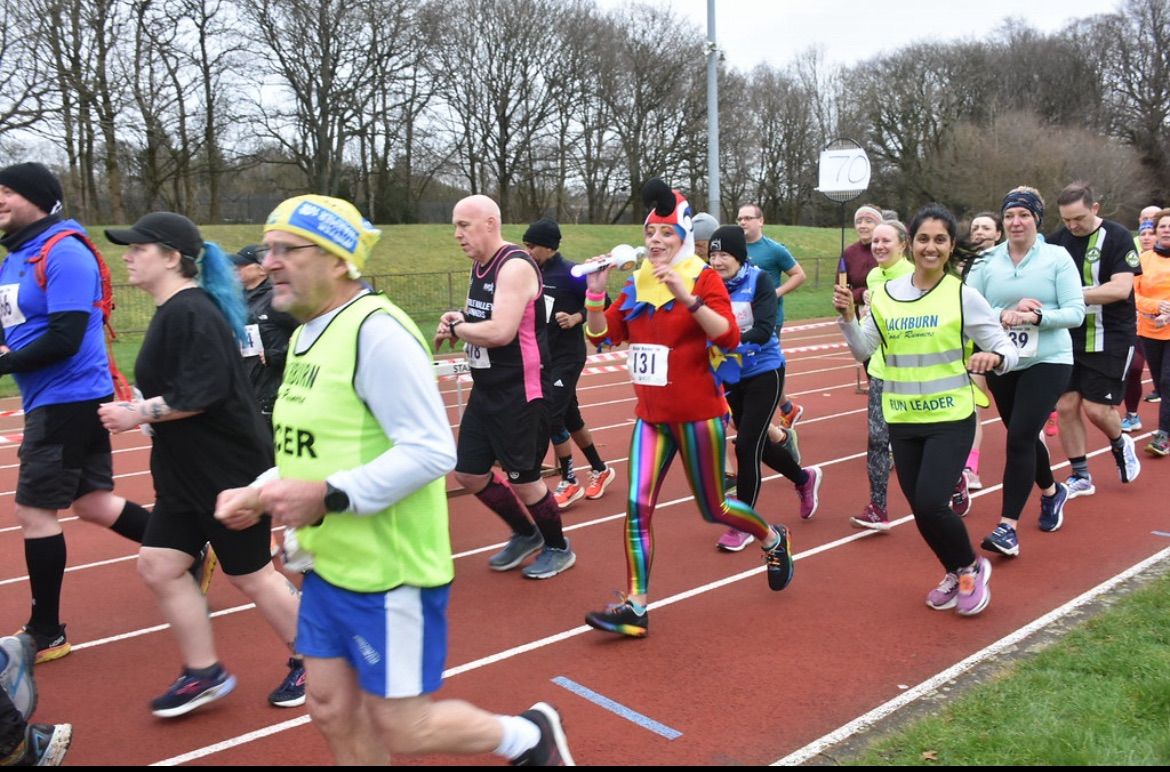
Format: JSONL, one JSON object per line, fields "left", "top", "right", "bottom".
{"left": 2, "top": 0, "right": 1166, "bottom": 227}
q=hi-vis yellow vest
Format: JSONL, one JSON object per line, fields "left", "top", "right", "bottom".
{"left": 870, "top": 274, "right": 975, "bottom": 424}
{"left": 273, "top": 293, "right": 454, "bottom": 591}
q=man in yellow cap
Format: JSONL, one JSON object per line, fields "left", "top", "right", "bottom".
{"left": 215, "top": 195, "right": 573, "bottom": 766}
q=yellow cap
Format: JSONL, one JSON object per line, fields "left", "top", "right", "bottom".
{"left": 264, "top": 195, "right": 381, "bottom": 273}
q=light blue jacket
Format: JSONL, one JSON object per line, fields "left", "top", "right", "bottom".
{"left": 965, "top": 236, "right": 1085, "bottom": 369}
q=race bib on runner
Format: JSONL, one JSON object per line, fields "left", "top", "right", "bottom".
{"left": 0, "top": 284, "right": 25, "bottom": 328}
{"left": 465, "top": 342, "right": 491, "bottom": 369}
{"left": 628, "top": 343, "right": 668, "bottom": 386}
{"left": 1007, "top": 324, "right": 1039, "bottom": 357}
{"left": 239, "top": 324, "right": 263, "bottom": 358}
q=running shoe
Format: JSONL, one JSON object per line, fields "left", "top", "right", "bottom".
{"left": 1064, "top": 474, "right": 1096, "bottom": 499}
{"left": 716, "top": 528, "right": 755, "bottom": 552}
{"left": 1145, "top": 391, "right": 1161, "bottom": 403}
{"left": 521, "top": 542, "right": 576, "bottom": 579}
{"left": 584, "top": 466, "right": 616, "bottom": 499}
{"left": 17, "top": 723, "right": 72, "bottom": 766}
{"left": 0, "top": 634, "right": 37, "bottom": 720}
{"left": 15, "top": 625, "right": 69, "bottom": 665}
{"left": 981, "top": 522, "right": 1019, "bottom": 557}
{"left": 513, "top": 702, "right": 575, "bottom": 766}
{"left": 1044, "top": 411, "right": 1058, "bottom": 437}
{"left": 552, "top": 479, "right": 584, "bottom": 509}
{"left": 1113, "top": 433, "right": 1141, "bottom": 483}
{"left": 191, "top": 543, "right": 217, "bottom": 596}
{"left": 776, "top": 402, "right": 804, "bottom": 429}
{"left": 1146, "top": 430, "right": 1169, "bottom": 457}
{"left": 963, "top": 467, "right": 983, "bottom": 491}
{"left": 1038, "top": 482, "right": 1069, "bottom": 532}
{"left": 1120, "top": 412, "right": 1142, "bottom": 433}
{"left": 955, "top": 557, "right": 992, "bottom": 617}
{"left": 795, "top": 467, "right": 822, "bottom": 520}
{"left": 950, "top": 472, "right": 971, "bottom": 517}
{"left": 849, "top": 502, "right": 891, "bottom": 532}
{"left": 488, "top": 530, "right": 544, "bottom": 572}
{"left": 926, "top": 572, "right": 960, "bottom": 610}
{"left": 585, "top": 595, "right": 648, "bottom": 638}
{"left": 780, "top": 426, "right": 801, "bottom": 466}
{"left": 762, "top": 525, "right": 795, "bottom": 591}
{"left": 268, "top": 657, "right": 307, "bottom": 708}
{"left": 150, "top": 666, "right": 237, "bottom": 718}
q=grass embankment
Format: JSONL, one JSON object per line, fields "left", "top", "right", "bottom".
{"left": 847, "top": 567, "right": 1170, "bottom": 765}
{"left": 2, "top": 223, "right": 841, "bottom": 399}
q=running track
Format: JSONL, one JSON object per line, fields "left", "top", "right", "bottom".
{"left": 0, "top": 318, "right": 1166, "bottom": 766}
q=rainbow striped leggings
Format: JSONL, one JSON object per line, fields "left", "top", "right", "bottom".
{"left": 623, "top": 417, "right": 772, "bottom": 596}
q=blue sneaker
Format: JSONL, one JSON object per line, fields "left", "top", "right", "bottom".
{"left": 0, "top": 634, "right": 37, "bottom": 720}
{"left": 18, "top": 723, "right": 72, "bottom": 766}
{"left": 1064, "top": 474, "right": 1095, "bottom": 499}
{"left": 151, "top": 666, "right": 237, "bottom": 718}
{"left": 1038, "top": 482, "right": 1069, "bottom": 532}
{"left": 981, "top": 522, "right": 1020, "bottom": 557}
{"left": 521, "top": 541, "right": 576, "bottom": 579}
{"left": 1120, "top": 412, "right": 1142, "bottom": 432}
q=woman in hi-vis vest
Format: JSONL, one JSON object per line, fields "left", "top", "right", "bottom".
{"left": 834, "top": 204, "right": 1018, "bottom": 617}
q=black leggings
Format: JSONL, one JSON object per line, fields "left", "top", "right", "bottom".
{"left": 986, "top": 363, "right": 1072, "bottom": 522}
{"left": 1140, "top": 336, "right": 1170, "bottom": 433}
{"left": 888, "top": 416, "right": 977, "bottom": 573}
{"left": 724, "top": 367, "right": 804, "bottom": 508}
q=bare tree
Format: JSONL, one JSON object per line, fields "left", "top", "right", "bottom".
{"left": 0, "top": 3, "right": 52, "bottom": 143}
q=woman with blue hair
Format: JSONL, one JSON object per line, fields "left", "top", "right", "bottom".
{"left": 98, "top": 213, "right": 304, "bottom": 718}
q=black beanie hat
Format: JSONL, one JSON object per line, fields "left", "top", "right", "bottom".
{"left": 522, "top": 218, "right": 561, "bottom": 250}
{"left": 0, "top": 162, "right": 64, "bottom": 216}
{"left": 708, "top": 225, "right": 748, "bottom": 264}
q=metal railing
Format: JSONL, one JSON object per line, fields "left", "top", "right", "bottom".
{"left": 110, "top": 259, "right": 842, "bottom": 334}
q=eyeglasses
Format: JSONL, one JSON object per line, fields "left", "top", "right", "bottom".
{"left": 254, "top": 244, "right": 320, "bottom": 259}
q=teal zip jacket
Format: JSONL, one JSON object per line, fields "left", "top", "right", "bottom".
{"left": 964, "top": 236, "right": 1085, "bottom": 369}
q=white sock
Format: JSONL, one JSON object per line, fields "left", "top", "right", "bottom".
{"left": 494, "top": 714, "right": 542, "bottom": 760}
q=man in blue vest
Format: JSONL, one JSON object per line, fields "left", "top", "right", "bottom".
{"left": 0, "top": 162, "right": 153, "bottom": 663}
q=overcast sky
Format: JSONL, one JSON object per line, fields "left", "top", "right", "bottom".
{"left": 594, "top": 0, "right": 1116, "bottom": 71}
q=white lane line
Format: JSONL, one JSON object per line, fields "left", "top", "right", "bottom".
{"left": 147, "top": 434, "right": 1152, "bottom": 764}
{"left": 771, "top": 545, "right": 1170, "bottom": 766}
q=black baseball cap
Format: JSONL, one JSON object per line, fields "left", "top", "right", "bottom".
{"left": 105, "top": 212, "right": 203, "bottom": 258}
{"left": 232, "top": 244, "right": 263, "bottom": 266}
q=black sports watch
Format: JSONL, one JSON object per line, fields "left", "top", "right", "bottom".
{"left": 323, "top": 482, "right": 350, "bottom": 513}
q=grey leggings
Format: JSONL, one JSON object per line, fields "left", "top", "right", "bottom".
{"left": 866, "top": 377, "right": 891, "bottom": 509}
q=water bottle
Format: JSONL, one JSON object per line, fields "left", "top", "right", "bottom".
{"left": 570, "top": 244, "right": 646, "bottom": 277}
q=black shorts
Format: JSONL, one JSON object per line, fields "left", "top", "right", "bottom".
{"left": 546, "top": 362, "right": 585, "bottom": 435}
{"left": 1068, "top": 350, "right": 1132, "bottom": 406}
{"left": 17, "top": 396, "right": 115, "bottom": 510}
{"left": 143, "top": 495, "right": 273, "bottom": 576}
{"left": 456, "top": 396, "right": 549, "bottom": 480}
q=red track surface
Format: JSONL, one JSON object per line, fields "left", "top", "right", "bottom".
{"left": 1, "top": 317, "right": 1166, "bottom": 765}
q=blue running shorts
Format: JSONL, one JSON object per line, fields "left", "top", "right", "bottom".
{"left": 297, "top": 571, "right": 450, "bottom": 698}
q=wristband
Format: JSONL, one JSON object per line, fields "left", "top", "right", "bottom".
{"left": 448, "top": 319, "right": 462, "bottom": 338}
{"left": 687, "top": 296, "right": 705, "bottom": 313}
{"left": 585, "top": 289, "right": 606, "bottom": 302}
{"left": 586, "top": 323, "right": 608, "bottom": 338}
{"left": 584, "top": 298, "right": 605, "bottom": 312}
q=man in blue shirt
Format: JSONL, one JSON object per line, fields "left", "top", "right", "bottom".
{"left": 0, "top": 162, "right": 153, "bottom": 663}
{"left": 737, "top": 203, "right": 807, "bottom": 426}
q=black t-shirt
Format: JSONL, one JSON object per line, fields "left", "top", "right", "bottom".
{"left": 136, "top": 287, "right": 272, "bottom": 511}
{"left": 1048, "top": 219, "right": 1141, "bottom": 353}
{"left": 540, "top": 252, "right": 589, "bottom": 368}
